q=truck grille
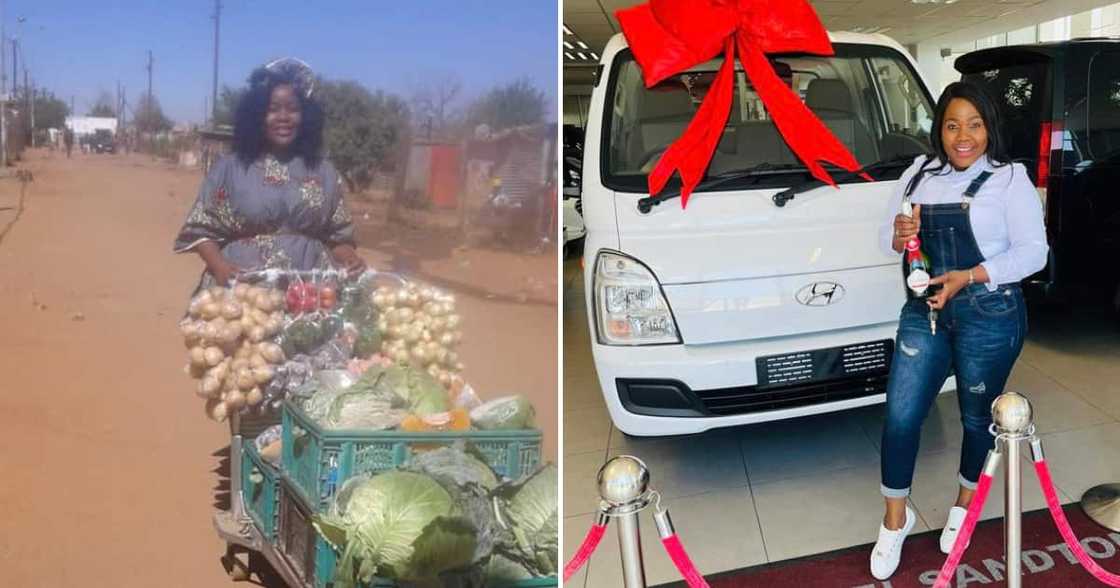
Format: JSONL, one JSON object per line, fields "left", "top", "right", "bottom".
{"left": 694, "top": 373, "right": 889, "bottom": 416}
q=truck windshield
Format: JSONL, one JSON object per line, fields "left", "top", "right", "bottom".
{"left": 602, "top": 43, "right": 936, "bottom": 193}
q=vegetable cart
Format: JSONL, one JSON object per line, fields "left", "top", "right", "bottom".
{"left": 197, "top": 270, "right": 554, "bottom": 587}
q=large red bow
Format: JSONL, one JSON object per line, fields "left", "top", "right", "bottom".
{"left": 617, "top": 0, "right": 872, "bottom": 207}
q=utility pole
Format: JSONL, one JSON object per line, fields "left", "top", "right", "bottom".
{"left": 211, "top": 0, "right": 221, "bottom": 126}
{"left": 146, "top": 49, "right": 154, "bottom": 155}
{"left": 10, "top": 39, "right": 15, "bottom": 101}
{"left": 26, "top": 73, "right": 32, "bottom": 148}
{"left": 1, "top": 0, "right": 8, "bottom": 167}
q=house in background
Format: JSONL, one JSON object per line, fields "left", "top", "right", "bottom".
{"left": 65, "top": 116, "right": 118, "bottom": 138}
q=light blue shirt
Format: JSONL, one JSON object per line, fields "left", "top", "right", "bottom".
{"left": 879, "top": 155, "right": 1049, "bottom": 291}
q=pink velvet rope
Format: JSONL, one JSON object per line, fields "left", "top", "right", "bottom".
{"left": 661, "top": 534, "right": 712, "bottom": 588}
{"left": 563, "top": 523, "right": 608, "bottom": 582}
{"left": 934, "top": 471, "right": 996, "bottom": 588}
{"left": 1034, "top": 459, "right": 1120, "bottom": 587}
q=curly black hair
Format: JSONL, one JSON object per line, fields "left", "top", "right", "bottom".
{"left": 232, "top": 66, "right": 324, "bottom": 168}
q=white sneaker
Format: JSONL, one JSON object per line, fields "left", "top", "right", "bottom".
{"left": 870, "top": 506, "right": 916, "bottom": 580}
{"left": 940, "top": 506, "right": 969, "bottom": 554}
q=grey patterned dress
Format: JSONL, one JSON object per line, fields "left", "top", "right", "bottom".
{"left": 173, "top": 153, "right": 356, "bottom": 292}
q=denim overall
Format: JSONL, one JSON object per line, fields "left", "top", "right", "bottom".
{"left": 880, "top": 172, "right": 1028, "bottom": 497}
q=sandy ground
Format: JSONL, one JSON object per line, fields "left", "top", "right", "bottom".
{"left": 0, "top": 149, "right": 557, "bottom": 587}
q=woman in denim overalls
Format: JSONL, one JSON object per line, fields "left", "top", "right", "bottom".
{"left": 870, "top": 82, "right": 1049, "bottom": 580}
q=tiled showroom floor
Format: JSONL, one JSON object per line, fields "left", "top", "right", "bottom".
{"left": 562, "top": 260, "right": 1120, "bottom": 587}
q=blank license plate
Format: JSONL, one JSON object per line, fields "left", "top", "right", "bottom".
{"left": 756, "top": 340, "right": 894, "bottom": 387}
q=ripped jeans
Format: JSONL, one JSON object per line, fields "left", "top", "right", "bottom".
{"left": 880, "top": 284, "right": 1027, "bottom": 498}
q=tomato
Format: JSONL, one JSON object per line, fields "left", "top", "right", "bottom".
{"left": 286, "top": 283, "right": 320, "bottom": 314}
{"left": 319, "top": 286, "right": 337, "bottom": 310}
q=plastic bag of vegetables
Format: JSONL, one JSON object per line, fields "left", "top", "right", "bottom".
{"left": 312, "top": 471, "right": 482, "bottom": 588}
{"left": 492, "top": 464, "right": 558, "bottom": 578}
{"left": 299, "top": 369, "right": 357, "bottom": 422}
{"left": 469, "top": 395, "right": 536, "bottom": 430}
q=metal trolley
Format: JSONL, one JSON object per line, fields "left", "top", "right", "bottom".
{"left": 214, "top": 410, "right": 303, "bottom": 586}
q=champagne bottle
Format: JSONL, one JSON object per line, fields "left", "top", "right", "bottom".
{"left": 904, "top": 237, "right": 934, "bottom": 298}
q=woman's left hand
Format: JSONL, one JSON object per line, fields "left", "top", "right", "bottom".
{"left": 332, "top": 244, "right": 367, "bottom": 277}
{"left": 927, "top": 270, "right": 970, "bottom": 310}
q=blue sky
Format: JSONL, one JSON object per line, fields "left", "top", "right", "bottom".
{"left": 11, "top": 0, "right": 557, "bottom": 124}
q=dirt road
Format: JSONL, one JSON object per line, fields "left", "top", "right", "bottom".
{"left": 0, "top": 150, "right": 556, "bottom": 587}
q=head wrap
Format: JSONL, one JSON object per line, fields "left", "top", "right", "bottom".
{"left": 250, "top": 57, "right": 315, "bottom": 99}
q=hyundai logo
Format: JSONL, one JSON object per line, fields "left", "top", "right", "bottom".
{"left": 796, "top": 282, "right": 845, "bottom": 306}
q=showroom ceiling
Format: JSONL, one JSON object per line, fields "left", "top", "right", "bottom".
{"left": 563, "top": 0, "right": 1114, "bottom": 89}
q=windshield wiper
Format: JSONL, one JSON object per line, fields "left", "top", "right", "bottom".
{"left": 636, "top": 162, "right": 806, "bottom": 213}
{"left": 771, "top": 155, "right": 921, "bottom": 207}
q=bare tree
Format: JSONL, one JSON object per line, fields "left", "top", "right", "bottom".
{"left": 409, "top": 73, "right": 463, "bottom": 139}
{"left": 88, "top": 91, "right": 116, "bottom": 117}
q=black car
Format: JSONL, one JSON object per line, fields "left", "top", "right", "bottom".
{"left": 957, "top": 39, "right": 1120, "bottom": 313}
{"left": 91, "top": 129, "right": 116, "bottom": 154}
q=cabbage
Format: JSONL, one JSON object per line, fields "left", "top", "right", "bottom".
{"left": 406, "top": 443, "right": 500, "bottom": 491}
{"left": 493, "top": 464, "right": 558, "bottom": 577}
{"left": 300, "top": 369, "right": 358, "bottom": 422}
{"left": 347, "top": 363, "right": 448, "bottom": 417}
{"left": 485, "top": 553, "right": 536, "bottom": 586}
{"left": 314, "top": 471, "right": 477, "bottom": 587}
{"left": 325, "top": 391, "right": 408, "bottom": 430}
{"left": 406, "top": 443, "right": 502, "bottom": 564}
{"left": 391, "top": 364, "right": 449, "bottom": 416}
{"left": 470, "top": 395, "right": 535, "bottom": 430}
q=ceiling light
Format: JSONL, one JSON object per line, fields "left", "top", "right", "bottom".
{"left": 564, "top": 41, "right": 574, "bottom": 49}
{"left": 577, "top": 41, "right": 589, "bottom": 49}
{"left": 591, "top": 52, "right": 600, "bottom": 60}
{"left": 563, "top": 24, "right": 573, "bottom": 35}
{"left": 565, "top": 52, "right": 576, "bottom": 60}
{"left": 577, "top": 52, "right": 588, "bottom": 60}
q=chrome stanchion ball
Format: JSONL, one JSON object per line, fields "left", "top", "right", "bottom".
{"left": 598, "top": 455, "right": 650, "bottom": 506}
{"left": 992, "top": 391, "right": 1033, "bottom": 435}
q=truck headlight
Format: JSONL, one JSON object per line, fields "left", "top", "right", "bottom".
{"left": 593, "top": 250, "right": 681, "bottom": 345}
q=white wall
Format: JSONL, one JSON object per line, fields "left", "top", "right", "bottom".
{"left": 65, "top": 116, "right": 117, "bottom": 137}
{"left": 914, "top": 3, "right": 1120, "bottom": 98}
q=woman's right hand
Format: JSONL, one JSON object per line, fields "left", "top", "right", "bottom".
{"left": 209, "top": 257, "right": 243, "bottom": 287}
{"left": 893, "top": 204, "right": 921, "bottom": 249}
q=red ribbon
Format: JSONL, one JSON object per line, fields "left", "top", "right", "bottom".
{"left": 662, "top": 534, "right": 712, "bottom": 588}
{"left": 563, "top": 522, "right": 608, "bottom": 582}
{"left": 933, "top": 470, "right": 994, "bottom": 588}
{"left": 1034, "top": 459, "right": 1120, "bottom": 587}
{"left": 617, "top": 0, "right": 872, "bottom": 207}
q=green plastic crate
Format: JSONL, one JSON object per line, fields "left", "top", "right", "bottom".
{"left": 241, "top": 441, "right": 280, "bottom": 541}
{"left": 277, "top": 477, "right": 556, "bottom": 588}
{"left": 280, "top": 399, "right": 542, "bottom": 512}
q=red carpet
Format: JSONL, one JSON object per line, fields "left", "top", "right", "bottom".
{"left": 654, "top": 505, "right": 1120, "bottom": 587}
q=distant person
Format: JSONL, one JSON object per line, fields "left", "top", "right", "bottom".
{"left": 869, "top": 82, "right": 1048, "bottom": 580}
{"left": 64, "top": 128, "right": 73, "bottom": 158}
{"left": 173, "top": 58, "right": 366, "bottom": 293}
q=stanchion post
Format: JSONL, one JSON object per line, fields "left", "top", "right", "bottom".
{"left": 992, "top": 391, "right": 1033, "bottom": 588}
{"left": 1005, "top": 434, "right": 1022, "bottom": 587}
{"left": 598, "top": 456, "right": 651, "bottom": 588}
